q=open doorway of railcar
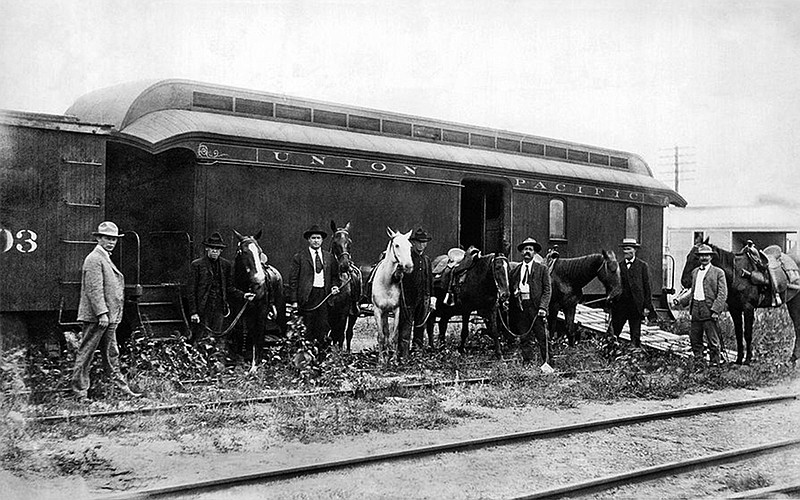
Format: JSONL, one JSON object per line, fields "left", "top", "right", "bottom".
{"left": 459, "top": 180, "right": 507, "bottom": 255}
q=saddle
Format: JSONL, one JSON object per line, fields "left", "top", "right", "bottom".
{"left": 440, "top": 247, "right": 481, "bottom": 306}
{"left": 737, "top": 241, "right": 800, "bottom": 307}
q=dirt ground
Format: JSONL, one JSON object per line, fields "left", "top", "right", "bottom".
{"left": 4, "top": 321, "right": 800, "bottom": 499}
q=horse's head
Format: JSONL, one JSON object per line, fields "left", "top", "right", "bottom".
{"left": 492, "top": 254, "right": 511, "bottom": 310}
{"left": 330, "top": 220, "right": 354, "bottom": 274}
{"left": 680, "top": 237, "right": 718, "bottom": 289}
{"left": 233, "top": 229, "right": 266, "bottom": 295}
{"left": 385, "top": 227, "right": 414, "bottom": 274}
{"left": 598, "top": 250, "right": 622, "bottom": 301}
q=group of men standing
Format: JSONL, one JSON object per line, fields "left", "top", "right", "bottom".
{"left": 71, "top": 219, "right": 730, "bottom": 401}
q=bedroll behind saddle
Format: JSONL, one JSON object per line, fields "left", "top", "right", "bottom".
{"left": 737, "top": 243, "right": 800, "bottom": 307}
{"left": 763, "top": 245, "right": 800, "bottom": 304}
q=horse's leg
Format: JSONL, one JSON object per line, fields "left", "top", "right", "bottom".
{"left": 490, "top": 309, "right": 502, "bottom": 358}
{"left": 391, "top": 306, "right": 405, "bottom": 360}
{"left": 565, "top": 305, "right": 577, "bottom": 346}
{"left": 426, "top": 309, "right": 436, "bottom": 350}
{"left": 743, "top": 304, "right": 755, "bottom": 364}
{"left": 729, "top": 305, "right": 744, "bottom": 364}
{"left": 345, "top": 310, "right": 356, "bottom": 353}
{"left": 438, "top": 312, "right": 448, "bottom": 348}
{"left": 458, "top": 314, "right": 469, "bottom": 354}
{"left": 786, "top": 296, "right": 800, "bottom": 364}
{"left": 373, "top": 308, "right": 386, "bottom": 361}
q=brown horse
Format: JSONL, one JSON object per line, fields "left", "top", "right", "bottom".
{"left": 232, "top": 229, "right": 285, "bottom": 370}
{"left": 680, "top": 240, "right": 800, "bottom": 365}
{"left": 328, "top": 220, "right": 362, "bottom": 352}
{"left": 427, "top": 253, "right": 511, "bottom": 356}
{"left": 547, "top": 251, "right": 622, "bottom": 346}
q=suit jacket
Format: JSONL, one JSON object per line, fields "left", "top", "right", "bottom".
{"left": 189, "top": 255, "right": 235, "bottom": 315}
{"left": 77, "top": 245, "right": 125, "bottom": 323}
{"left": 404, "top": 248, "right": 432, "bottom": 306}
{"left": 509, "top": 260, "right": 551, "bottom": 312}
{"left": 616, "top": 258, "right": 654, "bottom": 315}
{"left": 677, "top": 264, "right": 728, "bottom": 314}
{"left": 287, "top": 247, "right": 339, "bottom": 308}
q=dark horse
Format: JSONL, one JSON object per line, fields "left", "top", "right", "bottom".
{"left": 680, "top": 240, "right": 800, "bottom": 364}
{"left": 232, "top": 229, "right": 286, "bottom": 370}
{"left": 547, "top": 250, "right": 622, "bottom": 346}
{"left": 328, "top": 220, "right": 362, "bottom": 352}
{"left": 427, "top": 253, "right": 511, "bottom": 356}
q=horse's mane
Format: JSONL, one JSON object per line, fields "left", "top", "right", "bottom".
{"left": 552, "top": 253, "right": 603, "bottom": 287}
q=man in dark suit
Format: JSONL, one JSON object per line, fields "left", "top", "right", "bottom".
{"left": 400, "top": 227, "right": 435, "bottom": 353}
{"left": 189, "top": 233, "right": 252, "bottom": 342}
{"left": 674, "top": 244, "right": 728, "bottom": 366}
{"left": 510, "top": 237, "right": 553, "bottom": 372}
{"left": 610, "top": 237, "right": 655, "bottom": 348}
{"left": 288, "top": 225, "right": 340, "bottom": 352}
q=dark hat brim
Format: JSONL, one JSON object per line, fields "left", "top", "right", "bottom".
{"left": 304, "top": 230, "right": 328, "bottom": 239}
{"left": 410, "top": 236, "right": 432, "bottom": 242}
{"left": 619, "top": 243, "right": 640, "bottom": 248}
{"left": 203, "top": 242, "right": 227, "bottom": 248}
{"left": 93, "top": 232, "right": 123, "bottom": 238}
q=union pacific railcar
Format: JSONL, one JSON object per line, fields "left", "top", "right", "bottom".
{"left": 1, "top": 79, "right": 686, "bottom": 348}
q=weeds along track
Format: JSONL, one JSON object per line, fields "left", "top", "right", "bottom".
{"left": 96, "top": 393, "right": 798, "bottom": 500}
{"left": 27, "top": 366, "right": 613, "bottom": 424}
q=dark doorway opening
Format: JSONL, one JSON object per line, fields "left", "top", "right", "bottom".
{"left": 460, "top": 180, "right": 505, "bottom": 254}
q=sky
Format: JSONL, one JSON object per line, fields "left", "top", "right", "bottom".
{"left": 1, "top": 0, "right": 799, "bottom": 208}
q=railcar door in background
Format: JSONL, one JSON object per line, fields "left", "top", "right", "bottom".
{"left": 460, "top": 180, "right": 507, "bottom": 255}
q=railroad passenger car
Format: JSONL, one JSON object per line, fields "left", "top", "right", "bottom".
{"left": 1, "top": 79, "right": 686, "bottom": 347}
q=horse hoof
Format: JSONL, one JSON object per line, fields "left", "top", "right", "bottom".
{"left": 734, "top": 358, "right": 743, "bottom": 365}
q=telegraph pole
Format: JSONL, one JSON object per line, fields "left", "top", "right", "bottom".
{"left": 657, "top": 146, "right": 695, "bottom": 194}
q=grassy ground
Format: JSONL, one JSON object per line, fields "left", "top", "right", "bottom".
{"left": 1, "top": 308, "right": 797, "bottom": 475}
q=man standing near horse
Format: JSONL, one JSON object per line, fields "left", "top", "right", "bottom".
{"left": 400, "top": 227, "right": 435, "bottom": 353}
{"left": 510, "top": 237, "right": 554, "bottom": 372}
{"left": 188, "top": 232, "right": 254, "bottom": 359}
{"left": 610, "top": 237, "right": 656, "bottom": 348}
{"left": 288, "top": 225, "right": 340, "bottom": 354}
{"left": 71, "top": 221, "right": 140, "bottom": 401}
{"left": 674, "top": 243, "right": 728, "bottom": 367}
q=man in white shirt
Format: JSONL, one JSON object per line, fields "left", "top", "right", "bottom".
{"left": 509, "top": 237, "right": 553, "bottom": 372}
{"left": 674, "top": 244, "right": 728, "bottom": 366}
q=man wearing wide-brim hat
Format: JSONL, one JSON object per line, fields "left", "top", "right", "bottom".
{"left": 71, "top": 221, "right": 140, "bottom": 401}
{"left": 288, "top": 224, "right": 340, "bottom": 355}
{"left": 400, "top": 227, "right": 435, "bottom": 353}
{"left": 610, "top": 237, "right": 656, "bottom": 348}
{"left": 674, "top": 243, "right": 728, "bottom": 366}
{"left": 189, "top": 232, "right": 249, "bottom": 354}
{"left": 509, "top": 236, "right": 553, "bottom": 372}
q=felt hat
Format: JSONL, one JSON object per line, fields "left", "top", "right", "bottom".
{"left": 303, "top": 224, "right": 327, "bottom": 240}
{"left": 202, "top": 232, "right": 227, "bottom": 248}
{"left": 696, "top": 244, "right": 714, "bottom": 255}
{"left": 619, "top": 237, "right": 641, "bottom": 248}
{"left": 410, "top": 227, "right": 432, "bottom": 242}
{"left": 92, "top": 221, "right": 123, "bottom": 238}
{"left": 516, "top": 237, "right": 542, "bottom": 253}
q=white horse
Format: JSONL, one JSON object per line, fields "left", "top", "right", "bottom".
{"left": 371, "top": 227, "right": 414, "bottom": 361}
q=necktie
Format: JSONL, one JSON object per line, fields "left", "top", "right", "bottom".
{"left": 314, "top": 250, "right": 323, "bottom": 273}
{"left": 626, "top": 260, "right": 632, "bottom": 269}
{"left": 700, "top": 265, "right": 707, "bottom": 271}
{"left": 522, "top": 264, "right": 529, "bottom": 283}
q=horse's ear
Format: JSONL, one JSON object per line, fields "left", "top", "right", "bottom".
{"left": 386, "top": 227, "right": 395, "bottom": 237}
{"left": 601, "top": 249, "right": 609, "bottom": 259}
{"left": 344, "top": 221, "right": 351, "bottom": 232}
{"left": 403, "top": 229, "right": 413, "bottom": 239}
{"left": 330, "top": 220, "right": 337, "bottom": 233}
{"left": 233, "top": 229, "right": 244, "bottom": 240}
{"left": 254, "top": 229, "right": 262, "bottom": 240}
{"left": 703, "top": 236, "right": 710, "bottom": 245}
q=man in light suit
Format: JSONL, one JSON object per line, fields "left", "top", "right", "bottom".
{"left": 71, "top": 221, "right": 140, "bottom": 400}
{"left": 509, "top": 237, "right": 553, "bottom": 372}
{"left": 611, "top": 238, "right": 656, "bottom": 348}
{"left": 288, "top": 225, "right": 340, "bottom": 353}
{"left": 674, "top": 244, "right": 729, "bottom": 366}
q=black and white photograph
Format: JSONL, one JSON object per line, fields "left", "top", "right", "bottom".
{"left": 1, "top": 1, "right": 799, "bottom": 498}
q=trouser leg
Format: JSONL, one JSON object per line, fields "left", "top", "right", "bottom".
{"left": 610, "top": 307, "right": 628, "bottom": 337}
{"left": 531, "top": 315, "right": 550, "bottom": 365}
{"left": 302, "top": 288, "right": 330, "bottom": 353}
{"left": 71, "top": 322, "right": 105, "bottom": 395}
{"left": 689, "top": 320, "right": 706, "bottom": 363}
{"left": 411, "top": 301, "right": 427, "bottom": 349}
{"left": 705, "top": 319, "right": 722, "bottom": 364}
{"left": 517, "top": 301, "right": 537, "bottom": 362}
{"left": 100, "top": 323, "right": 130, "bottom": 389}
{"left": 628, "top": 315, "right": 642, "bottom": 347}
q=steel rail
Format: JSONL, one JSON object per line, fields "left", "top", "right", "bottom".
{"left": 96, "top": 393, "right": 797, "bottom": 500}
{"left": 726, "top": 481, "right": 800, "bottom": 499}
{"left": 29, "top": 377, "right": 492, "bottom": 424}
{"left": 513, "top": 438, "right": 800, "bottom": 499}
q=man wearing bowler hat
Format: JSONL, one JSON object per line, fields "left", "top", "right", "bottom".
{"left": 400, "top": 227, "right": 435, "bottom": 353}
{"left": 288, "top": 225, "right": 340, "bottom": 353}
{"left": 71, "top": 221, "right": 140, "bottom": 401}
{"left": 673, "top": 243, "right": 728, "bottom": 367}
{"left": 189, "top": 232, "right": 253, "bottom": 351}
{"left": 509, "top": 237, "right": 553, "bottom": 372}
{"left": 610, "top": 237, "right": 656, "bottom": 348}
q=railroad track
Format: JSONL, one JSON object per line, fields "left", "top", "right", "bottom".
{"left": 96, "top": 393, "right": 798, "bottom": 500}
{"left": 29, "top": 366, "right": 613, "bottom": 424}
